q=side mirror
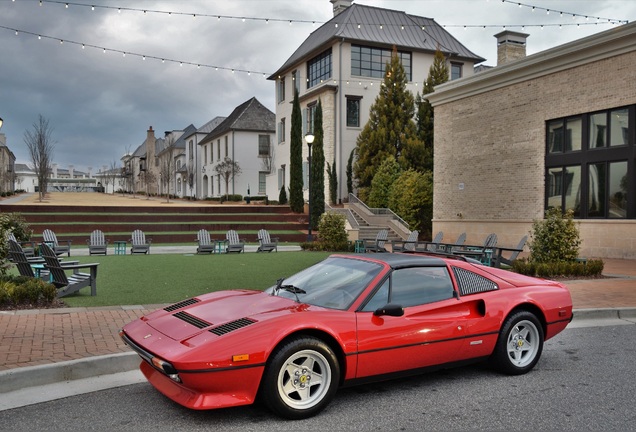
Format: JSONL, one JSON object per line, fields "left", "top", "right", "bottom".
{"left": 373, "top": 303, "right": 404, "bottom": 317}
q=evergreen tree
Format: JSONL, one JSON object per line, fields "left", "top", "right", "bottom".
{"left": 346, "top": 149, "right": 355, "bottom": 196}
{"left": 310, "top": 99, "right": 325, "bottom": 229}
{"left": 353, "top": 47, "right": 420, "bottom": 200}
{"left": 327, "top": 160, "right": 338, "bottom": 205}
{"left": 289, "top": 89, "right": 304, "bottom": 213}
{"left": 415, "top": 48, "right": 449, "bottom": 172}
{"left": 368, "top": 156, "right": 402, "bottom": 208}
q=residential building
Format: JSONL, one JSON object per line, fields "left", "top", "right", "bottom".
{"left": 181, "top": 116, "right": 226, "bottom": 199}
{"left": 267, "top": 0, "right": 484, "bottom": 202}
{"left": 198, "top": 97, "right": 275, "bottom": 198}
{"left": 155, "top": 125, "right": 196, "bottom": 197}
{"left": 123, "top": 126, "right": 163, "bottom": 195}
{"left": 0, "top": 133, "right": 16, "bottom": 193}
{"left": 428, "top": 23, "right": 636, "bottom": 259}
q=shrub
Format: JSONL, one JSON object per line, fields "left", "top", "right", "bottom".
{"left": 0, "top": 276, "right": 57, "bottom": 308}
{"left": 278, "top": 186, "right": 288, "bottom": 205}
{"left": 387, "top": 169, "right": 433, "bottom": 238}
{"left": 529, "top": 208, "right": 581, "bottom": 263}
{"left": 367, "top": 156, "right": 401, "bottom": 208}
{"left": 301, "top": 212, "right": 350, "bottom": 251}
{"left": 512, "top": 258, "right": 604, "bottom": 278}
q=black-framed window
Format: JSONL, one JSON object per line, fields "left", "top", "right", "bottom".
{"left": 451, "top": 62, "right": 463, "bottom": 80}
{"left": 306, "top": 103, "right": 317, "bottom": 135}
{"left": 258, "top": 135, "right": 270, "bottom": 157}
{"left": 307, "top": 49, "right": 332, "bottom": 89}
{"left": 277, "top": 77, "right": 285, "bottom": 103}
{"left": 292, "top": 70, "right": 301, "bottom": 94}
{"left": 351, "top": 45, "right": 412, "bottom": 81}
{"left": 545, "top": 106, "right": 635, "bottom": 219}
{"left": 277, "top": 118, "right": 286, "bottom": 144}
{"left": 346, "top": 96, "right": 361, "bottom": 127}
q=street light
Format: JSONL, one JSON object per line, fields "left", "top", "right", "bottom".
{"left": 0, "top": 117, "right": 3, "bottom": 129}
{"left": 305, "top": 133, "right": 315, "bottom": 242}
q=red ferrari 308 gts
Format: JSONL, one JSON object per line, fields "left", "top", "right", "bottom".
{"left": 120, "top": 253, "right": 573, "bottom": 419}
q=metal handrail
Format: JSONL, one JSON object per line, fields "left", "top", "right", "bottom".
{"left": 348, "top": 193, "right": 410, "bottom": 230}
{"left": 324, "top": 203, "right": 360, "bottom": 228}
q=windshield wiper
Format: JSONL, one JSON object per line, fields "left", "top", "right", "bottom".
{"left": 274, "top": 278, "right": 305, "bottom": 302}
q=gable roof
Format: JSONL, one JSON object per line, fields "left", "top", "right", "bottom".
{"left": 186, "top": 116, "right": 227, "bottom": 140}
{"left": 269, "top": 3, "right": 484, "bottom": 79}
{"left": 199, "top": 97, "right": 275, "bottom": 146}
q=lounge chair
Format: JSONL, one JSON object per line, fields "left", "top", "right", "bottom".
{"left": 414, "top": 231, "right": 444, "bottom": 252}
{"left": 257, "top": 229, "right": 278, "bottom": 252}
{"left": 492, "top": 235, "right": 528, "bottom": 268}
{"left": 454, "top": 233, "right": 498, "bottom": 265}
{"left": 391, "top": 230, "right": 420, "bottom": 252}
{"left": 362, "top": 229, "right": 389, "bottom": 253}
{"left": 7, "top": 232, "right": 36, "bottom": 258}
{"left": 40, "top": 243, "right": 99, "bottom": 297}
{"left": 223, "top": 230, "right": 245, "bottom": 253}
{"left": 42, "top": 229, "right": 72, "bottom": 257}
{"left": 86, "top": 230, "right": 109, "bottom": 255}
{"left": 195, "top": 229, "right": 216, "bottom": 254}
{"left": 130, "top": 229, "right": 151, "bottom": 254}
{"left": 7, "top": 239, "right": 47, "bottom": 279}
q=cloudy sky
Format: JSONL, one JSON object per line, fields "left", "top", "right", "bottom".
{"left": 1, "top": 0, "right": 633, "bottom": 173}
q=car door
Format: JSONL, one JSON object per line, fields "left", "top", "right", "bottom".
{"left": 354, "top": 266, "right": 469, "bottom": 379}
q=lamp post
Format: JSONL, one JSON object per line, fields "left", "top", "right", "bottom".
{"left": 305, "top": 133, "right": 315, "bottom": 242}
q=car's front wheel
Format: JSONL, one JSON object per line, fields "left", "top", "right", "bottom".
{"left": 491, "top": 311, "right": 544, "bottom": 375}
{"left": 261, "top": 336, "right": 340, "bottom": 419}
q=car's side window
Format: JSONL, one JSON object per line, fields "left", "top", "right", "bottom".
{"left": 390, "top": 267, "right": 454, "bottom": 308}
{"left": 361, "top": 278, "right": 389, "bottom": 312}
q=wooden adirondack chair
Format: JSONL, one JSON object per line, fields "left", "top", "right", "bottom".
{"left": 224, "top": 230, "right": 245, "bottom": 253}
{"left": 42, "top": 229, "right": 72, "bottom": 257}
{"left": 86, "top": 230, "right": 108, "bottom": 255}
{"left": 455, "top": 233, "right": 498, "bottom": 264}
{"left": 195, "top": 229, "right": 216, "bottom": 254}
{"left": 391, "top": 230, "right": 420, "bottom": 252}
{"left": 362, "top": 229, "right": 389, "bottom": 253}
{"left": 257, "top": 229, "right": 278, "bottom": 252}
{"left": 130, "top": 229, "right": 151, "bottom": 254}
{"left": 7, "top": 239, "right": 47, "bottom": 279}
{"left": 7, "top": 232, "right": 36, "bottom": 258}
{"left": 40, "top": 243, "right": 99, "bottom": 297}
{"left": 414, "top": 231, "right": 444, "bottom": 252}
{"left": 492, "top": 235, "right": 528, "bottom": 268}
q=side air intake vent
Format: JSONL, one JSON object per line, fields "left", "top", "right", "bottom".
{"left": 173, "top": 311, "right": 211, "bottom": 329}
{"left": 453, "top": 267, "right": 498, "bottom": 296}
{"left": 164, "top": 298, "right": 200, "bottom": 312}
{"left": 209, "top": 318, "right": 256, "bottom": 336}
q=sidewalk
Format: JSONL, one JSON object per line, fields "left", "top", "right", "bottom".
{"left": 1, "top": 257, "right": 634, "bottom": 373}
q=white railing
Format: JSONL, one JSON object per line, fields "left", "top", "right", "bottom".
{"left": 348, "top": 193, "right": 410, "bottom": 231}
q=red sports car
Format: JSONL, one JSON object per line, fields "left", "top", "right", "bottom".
{"left": 120, "top": 253, "right": 573, "bottom": 419}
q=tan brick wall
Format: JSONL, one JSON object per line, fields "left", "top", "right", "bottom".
{"left": 433, "top": 51, "right": 636, "bottom": 259}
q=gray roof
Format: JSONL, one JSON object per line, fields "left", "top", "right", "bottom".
{"left": 173, "top": 124, "right": 197, "bottom": 150}
{"left": 199, "top": 97, "right": 275, "bottom": 146}
{"left": 269, "top": 3, "right": 484, "bottom": 79}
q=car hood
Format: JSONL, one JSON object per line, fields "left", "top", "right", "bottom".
{"left": 145, "top": 290, "right": 302, "bottom": 341}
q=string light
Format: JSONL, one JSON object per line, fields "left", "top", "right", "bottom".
{"left": 501, "top": 0, "right": 625, "bottom": 24}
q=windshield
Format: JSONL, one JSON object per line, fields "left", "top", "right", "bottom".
{"left": 266, "top": 257, "right": 383, "bottom": 310}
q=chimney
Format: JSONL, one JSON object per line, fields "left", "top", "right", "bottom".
{"left": 330, "top": 0, "right": 352, "bottom": 16}
{"left": 52, "top": 163, "right": 58, "bottom": 178}
{"left": 68, "top": 164, "right": 74, "bottom": 179}
{"left": 495, "top": 30, "right": 529, "bottom": 66}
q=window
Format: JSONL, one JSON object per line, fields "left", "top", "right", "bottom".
{"left": 292, "top": 70, "right": 301, "bottom": 94}
{"left": 545, "top": 106, "right": 634, "bottom": 219}
{"left": 278, "top": 165, "right": 286, "bottom": 190}
{"left": 306, "top": 103, "right": 316, "bottom": 135}
{"left": 188, "top": 140, "right": 193, "bottom": 159}
{"left": 361, "top": 267, "right": 454, "bottom": 311}
{"left": 346, "top": 96, "right": 361, "bottom": 127}
{"left": 217, "top": 139, "right": 221, "bottom": 160}
{"left": 351, "top": 45, "right": 412, "bottom": 81}
{"left": 451, "top": 63, "right": 463, "bottom": 80}
{"left": 259, "top": 135, "right": 271, "bottom": 157}
{"left": 307, "top": 49, "right": 332, "bottom": 88}
{"left": 278, "top": 118, "right": 286, "bottom": 144}
{"left": 203, "top": 146, "right": 207, "bottom": 164}
{"left": 177, "top": 178, "right": 182, "bottom": 194}
{"left": 277, "top": 77, "right": 285, "bottom": 103}
{"left": 225, "top": 136, "right": 228, "bottom": 157}
{"left": 259, "top": 171, "right": 267, "bottom": 194}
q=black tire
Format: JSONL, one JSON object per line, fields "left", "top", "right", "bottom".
{"left": 491, "top": 311, "right": 544, "bottom": 375}
{"left": 261, "top": 336, "right": 340, "bottom": 419}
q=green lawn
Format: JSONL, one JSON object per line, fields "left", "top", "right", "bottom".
{"left": 32, "top": 251, "right": 332, "bottom": 308}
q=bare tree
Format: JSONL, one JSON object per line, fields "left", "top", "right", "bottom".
{"left": 215, "top": 157, "right": 242, "bottom": 201}
{"left": 159, "top": 136, "right": 177, "bottom": 203}
{"left": 140, "top": 170, "right": 156, "bottom": 200}
{"left": 108, "top": 160, "right": 120, "bottom": 194}
{"left": 24, "top": 115, "right": 55, "bottom": 202}
{"left": 184, "top": 159, "right": 195, "bottom": 199}
{"left": 99, "top": 165, "right": 112, "bottom": 194}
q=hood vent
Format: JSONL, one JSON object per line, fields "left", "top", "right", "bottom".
{"left": 209, "top": 318, "right": 256, "bottom": 336}
{"left": 173, "top": 311, "right": 211, "bottom": 329}
{"left": 164, "top": 298, "right": 200, "bottom": 312}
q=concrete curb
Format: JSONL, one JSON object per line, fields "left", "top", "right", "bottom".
{"left": 0, "top": 351, "right": 140, "bottom": 394}
{"left": 1, "top": 307, "right": 636, "bottom": 396}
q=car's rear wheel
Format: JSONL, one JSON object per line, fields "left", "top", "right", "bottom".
{"left": 491, "top": 311, "right": 544, "bottom": 375}
{"left": 261, "top": 336, "right": 340, "bottom": 419}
